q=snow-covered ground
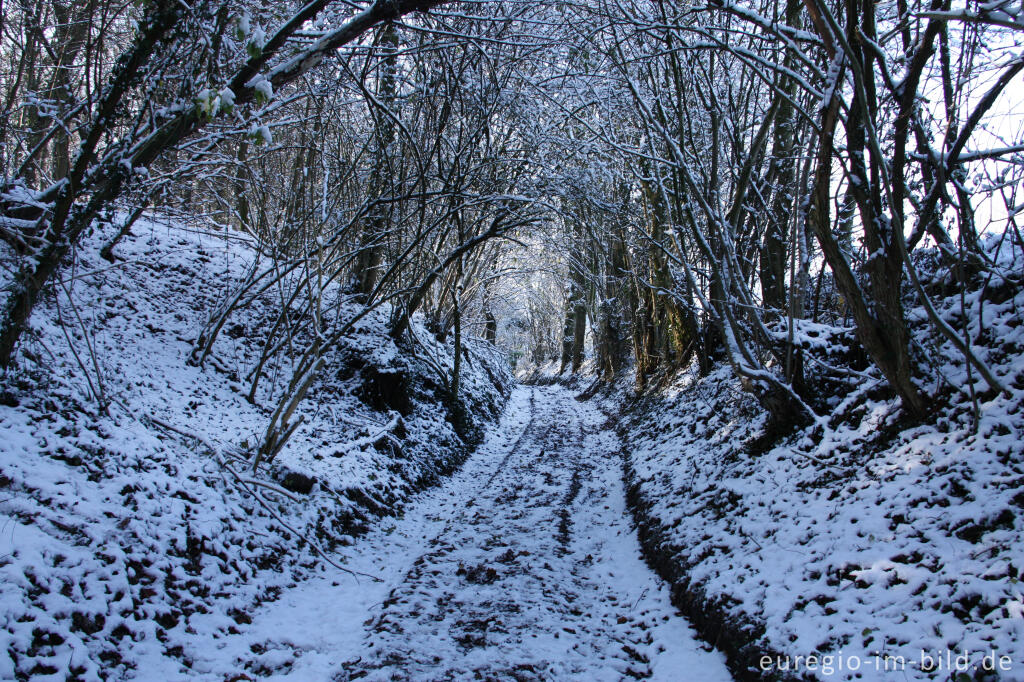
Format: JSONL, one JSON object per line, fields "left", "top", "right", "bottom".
{"left": 0, "top": 215, "right": 730, "bottom": 681}
{"left": 0, "top": 216, "right": 511, "bottom": 680}
{"left": 8, "top": 211, "right": 1020, "bottom": 682}
{"left": 609, "top": 244, "right": 1024, "bottom": 680}
{"left": 187, "top": 384, "right": 730, "bottom": 681}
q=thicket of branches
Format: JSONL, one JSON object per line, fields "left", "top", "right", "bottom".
{"left": 3, "top": 0, "right": 1024, "bottom": 448}
{"left": 562, "top": 0, "right": 1023, "bottom": 431}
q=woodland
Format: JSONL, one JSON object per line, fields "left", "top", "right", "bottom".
{"left": 2, "top": 0, "right": 1024, "bottom": 680}
{"left": 2, "top": 0, "right": 1021, "bottom": 426}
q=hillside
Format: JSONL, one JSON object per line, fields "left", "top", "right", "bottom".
{"left": 605, "top": 241, "right": 1024, "bottom": 680}
{"left": 0, "top": 217, "right": 511, "bottom": 679}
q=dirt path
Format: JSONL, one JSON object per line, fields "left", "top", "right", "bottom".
{"left": 192, "top": 386, "right": 731, "bottom": 681}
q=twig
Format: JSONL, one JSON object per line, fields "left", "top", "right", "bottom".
{"left": 145, "top": 413, "right": 383, "bottom": 583}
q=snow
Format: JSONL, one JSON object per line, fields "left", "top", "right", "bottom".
{"left": 7, "top": 210, "right": 1022, "bottom": 681}
{"left": 0, "top": 214, "right": 729, "bottom": 680}
{"left": 218, "top": 87, "right": 235, "bottom": 110}
{"left": 253, "top": 78, "right": 273, "bottom": 103}
{"left": 185, "top": 385, "right": 729, "bottom": 680}
{"left": 0, "top": 215, "right": 511, "bottom": 679}
{"left": 253, "top": 124, "right": 273, "bottom": 144}
{"left": 608, "top": 240, "right": 1024, "bottom": 680}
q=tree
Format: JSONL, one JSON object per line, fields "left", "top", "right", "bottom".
{"left": 0, "top": 0, "right": 445, "bottom": 369}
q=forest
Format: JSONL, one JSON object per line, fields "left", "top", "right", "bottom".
{"left": 1, "top": 0, "right": 1023, "bottom": 680}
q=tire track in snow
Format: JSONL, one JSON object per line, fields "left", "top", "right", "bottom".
{"left": 334, "top": 385, "right": 733, "bottom": 681}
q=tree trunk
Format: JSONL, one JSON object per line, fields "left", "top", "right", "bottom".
{"left": 759, "top": 0, "right": 802, "bottom": 313}
{"left": 800, "top": 1, "right": 927, "bottom": 418}
{"left": 352, "top": 22, "right": 399, "bottom": 298}
{"left": 484, "top": 309, "right": 497, "bottom": 344}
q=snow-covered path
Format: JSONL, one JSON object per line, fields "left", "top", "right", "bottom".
{"left": 189, "top": 385, "right": 732, "bottom": 681}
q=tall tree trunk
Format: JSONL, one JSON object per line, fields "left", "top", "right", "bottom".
{"left": 595, "top": 215, "right": 630, "bottom": 381}
{"left": 484, "top": 308, "right": 497, "bottom": 344}
{"left": 47, "top": 1, "right": 93, "bottom": 182}
{"left": 235, "top": 139, "right": 250, "bottom": 231}
{"left": 570, "top": 297, "right": 586, "bottom": 372}
{"left": 801, "top": 0, "right": 927, "bottom": 418}
{"left": 560, "top": 218, "right": 588, "bottom": 373}
{"left": 451, "top": 256, "right": 462, "bottom": 399}
{"left": 759, "top": 0, "right": 802, "bottom": 313}
{"left": 352, "top": 22, "right": 399, "bottom": 298}
{"left": 15, "top": 0, "right": 45, "bottom": 189}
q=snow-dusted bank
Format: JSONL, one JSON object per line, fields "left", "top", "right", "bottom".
{"left": 0, "top": 218, "right": 511, "bottom": 679}
{"left": 604, "top": 244, "right": 1024, "bottom": 681}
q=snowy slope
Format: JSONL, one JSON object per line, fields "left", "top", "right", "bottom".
{"left": 610, "top": 245, "right": 1024, "bottom": 681}
{"left": 0, "top": 216, "right": 511, "bottom": 680}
